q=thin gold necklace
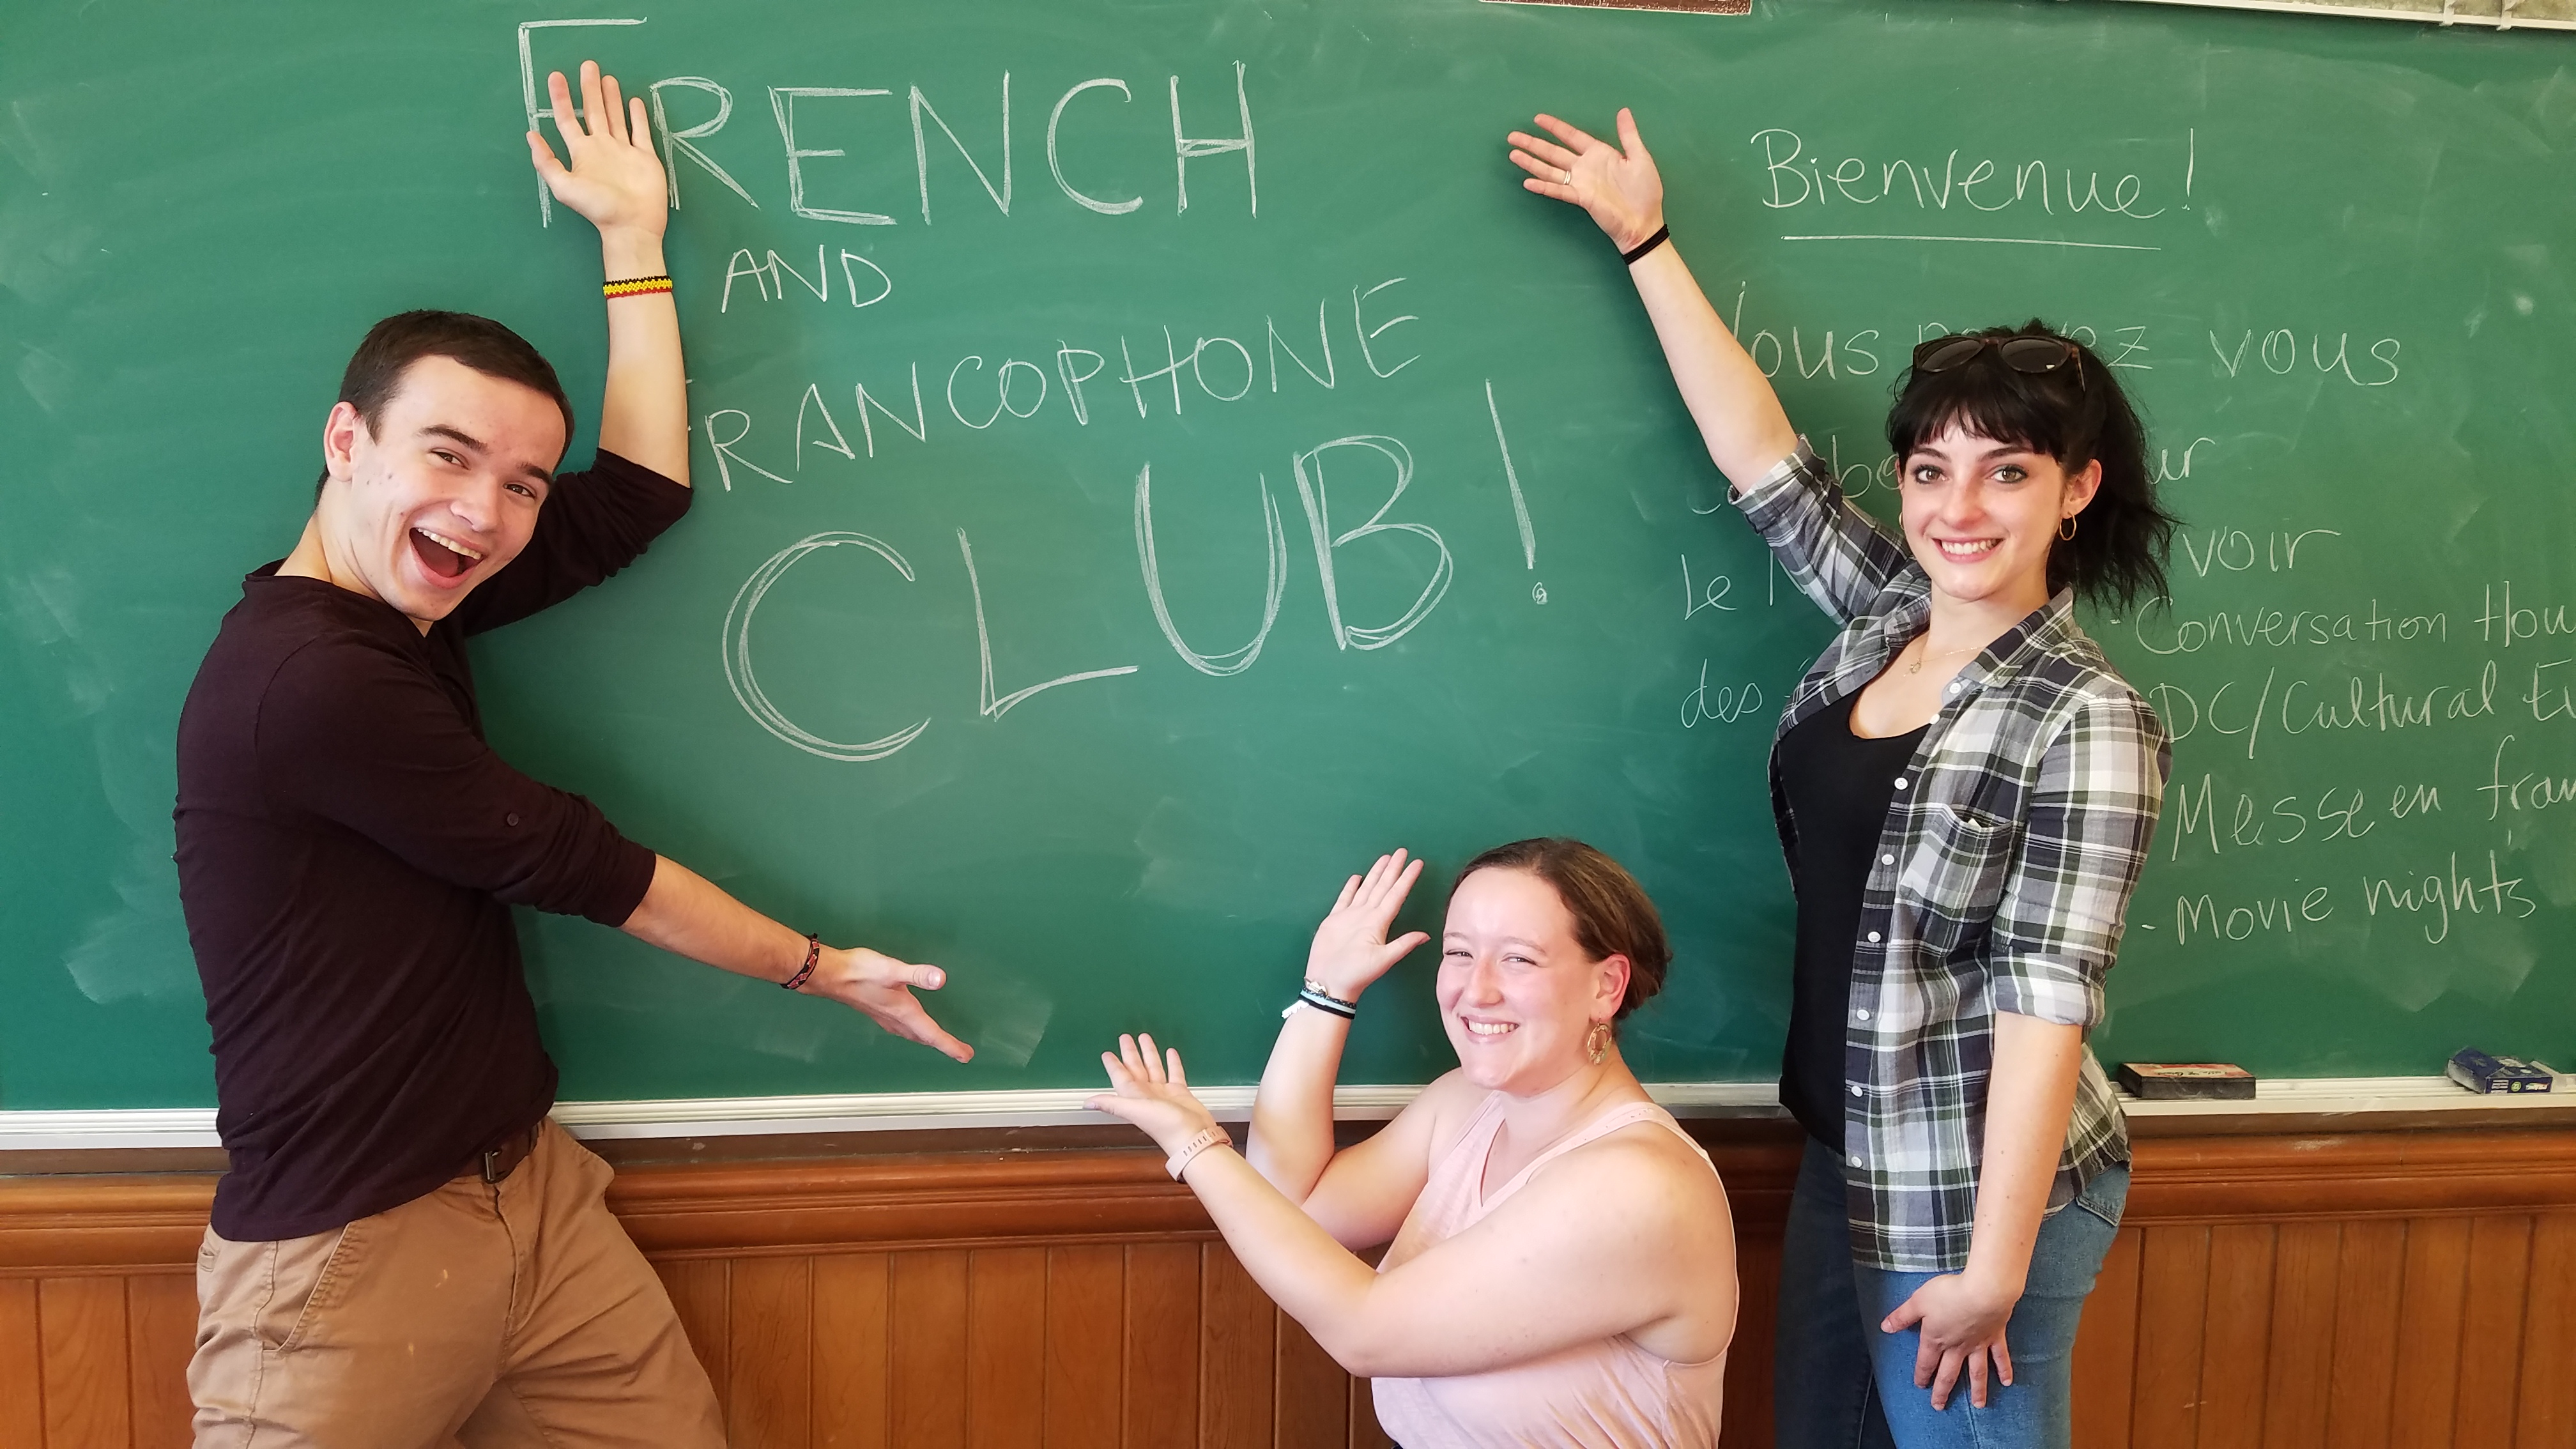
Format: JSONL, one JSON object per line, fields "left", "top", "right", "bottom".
{"left": 1904, "top": 635, "right": 1979, "bottom": 676}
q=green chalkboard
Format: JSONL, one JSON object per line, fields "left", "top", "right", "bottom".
{"left": 6, "top": 0, "right": 2573, "bottom": 1112}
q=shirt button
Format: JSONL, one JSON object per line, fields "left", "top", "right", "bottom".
{"left": 1850, "top": 1083, "right": 1865, "bottom": 1097}
{"left": 1855, "top": 1009, "right": 1871, "bottom": 1021}
{"left": 1866, "top": 931, "right": 1882, "bottom": 943}
{"left": 1880, "top": 854, "right": 1895, "bottom": 866}
{"left": 1893, "top": 777, "right": 1908, "bottom": 790}
{"left": 505, "top": 812, "right": 521, "bottom": 827}
{"left": 1947, "top": 682, "right": 1961, "bottom": 694}
{"left": 1850, "top": 1154, "right": 1867, "bottom": 1168}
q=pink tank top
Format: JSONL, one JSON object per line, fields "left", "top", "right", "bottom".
{"left": 1369, "top": 1093, "right": 1730, "bottom": 1449}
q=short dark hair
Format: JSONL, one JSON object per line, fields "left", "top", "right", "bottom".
{"left": 316, "top": 310, "right": 575, "bottom": 494}
{"left": 1885, "top": 320, "right": 2179, "bottom": 610}
{"left": 1450, "top": 838, "right": 1672, "bottom": 1020}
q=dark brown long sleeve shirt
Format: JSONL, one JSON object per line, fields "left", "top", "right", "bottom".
{"left": 174, "top": 451, "right": 689, "bottom": 1241}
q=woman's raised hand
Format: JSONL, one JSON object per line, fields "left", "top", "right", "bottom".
{"left": 1508, "top": 109, "right": 1665, "bottom": 253}
{"left": 526, "top": 60, "right": 669, "bottom": 240}
{"left": 1087, "top": 1033, "right": 1221, "bottom": 1158}
{"left": 1304, "top": 850, "right": 1430, "bottom": 1003}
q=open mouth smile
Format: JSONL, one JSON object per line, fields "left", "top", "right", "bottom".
{"left": 410, "top": 527, "right": 485, "bottom": 581}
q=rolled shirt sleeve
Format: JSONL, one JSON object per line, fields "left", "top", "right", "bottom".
{"left": 1732, "top": 436, "right": 1918, "bottom": 627}
{"left": 1984, "top": 686, "right": 2171, "bottom": 1028}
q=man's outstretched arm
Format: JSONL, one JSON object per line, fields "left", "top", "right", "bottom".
{"left": 528, "top": 59, "right": 688, "bottom": 484}
{"left": 623, "top": 857, "right": 976, "bottom": 1063}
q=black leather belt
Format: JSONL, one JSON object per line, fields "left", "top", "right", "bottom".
{"left": 464, "top": 1122, "right": 541, "bottom": 1184}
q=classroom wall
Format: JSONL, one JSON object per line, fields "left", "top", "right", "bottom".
{"left": 5, "top": 1123, "right": 2573, "bottom": 1448}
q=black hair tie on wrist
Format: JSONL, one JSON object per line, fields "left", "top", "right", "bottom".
{"left": 1622, "top": 224, "right": 1671, "bottom": 266}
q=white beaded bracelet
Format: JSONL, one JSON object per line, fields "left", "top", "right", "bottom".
{"left": 1166, "top": 1124, "right": 1232, "bottom": 1181}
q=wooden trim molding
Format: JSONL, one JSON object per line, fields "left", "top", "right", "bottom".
{"left": 5, "top": 1125, "right": 2571, "bottom": 1275}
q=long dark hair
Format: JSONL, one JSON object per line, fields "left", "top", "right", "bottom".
{"left": 1885, "top": 320, "right": 2179, "bottom": 610}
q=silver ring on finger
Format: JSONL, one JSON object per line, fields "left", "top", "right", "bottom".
{"left": 1561, "top": 167, "right": 1574, "bottom": 184}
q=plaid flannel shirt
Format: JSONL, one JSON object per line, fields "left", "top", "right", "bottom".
{"left": 1736, "top": 440, "right": 2170, "bottom": 1272}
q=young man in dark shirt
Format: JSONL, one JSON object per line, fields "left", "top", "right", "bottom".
{"left": 172, "top": 62, "right": 969, "bottom": 1447}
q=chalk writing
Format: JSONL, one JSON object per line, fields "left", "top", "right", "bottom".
{"left": 2359, "top": 852, "right": 2534, "bottom": 944}
{"left": 1133, "top": 464, "right": 1287, "bottom": 677}
{"left": 720, "top": 532, "right": 932, "bottom": 761}
{"left": 1682, "top": 662, "right": 1763, "bottom": 728}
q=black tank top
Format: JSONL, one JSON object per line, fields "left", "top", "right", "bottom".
{"left": 1776, "top": 693, "right": 1926, "bottom": 1148}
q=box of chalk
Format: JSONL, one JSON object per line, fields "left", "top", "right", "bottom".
{"left": 2446, "top": 1048, "right": 2555, "bottom": 1094}
{"left": 2117, "top": 1062, "right": 2258, "bottom": 1100}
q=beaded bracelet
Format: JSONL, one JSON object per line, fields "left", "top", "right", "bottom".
{"left": 604, "top": 274, "right": 673, "bottom": 298}
{"left": 781, "top": 933, "right": 822, "bottom": 991}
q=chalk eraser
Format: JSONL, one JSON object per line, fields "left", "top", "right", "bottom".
{"left": 2118, "top": 1062, "right": 2257, "bottom": 1100}
{"left": 2447, "top": 1048, "right": 2556, "bottom": 1094}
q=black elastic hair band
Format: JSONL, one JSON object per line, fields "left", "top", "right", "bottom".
{"left": 1296, "top": 988, "right": 1356, "bottom": 1020}
{"left": 1622, "top": 224, "right": 1671, "bottom": 266}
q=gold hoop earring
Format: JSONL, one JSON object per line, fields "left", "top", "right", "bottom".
{"left": 1585, "top": 1020, "right": 1613, "bottom": 1065}
{"left": 2058, "top": 514, "right": 2079, "bottom": 541}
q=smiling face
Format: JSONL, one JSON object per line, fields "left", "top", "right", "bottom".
{"left": 1899, "top": 425, "right": 2102, "bottom": 617}
{"left": 314, "top": 355, "right": 565, "bottom": 629}
{"left": 1436, "top": 867, "right": 1631, "bottom": 1095}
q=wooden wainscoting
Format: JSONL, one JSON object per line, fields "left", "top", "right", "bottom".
{"left": 3, "top": 1126, "right": 2572, "bottom": 1449}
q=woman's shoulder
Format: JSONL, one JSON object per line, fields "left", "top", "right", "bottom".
{"left": 1547, "top": 1106, "right": 1727, "bottom": 1209}
{"left": 2001, "top": 615, "right": 2165, "bottom": 729}
{"left": 1408, "top": 1069, "right": 1499, "bottom": 1162}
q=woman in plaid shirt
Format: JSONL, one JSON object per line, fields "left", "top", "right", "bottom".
{"left": 1510, "top": 111, "right": 2177, "bottom": 1448}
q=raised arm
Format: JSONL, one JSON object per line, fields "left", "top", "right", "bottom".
{"left": 528, "top": 61, "right": 688, "bottom": 484}
{"left": 1508, "top": 110, "right": 1796, "bottom": 493}
{"left": 1512, "top": 111, "right": 1913, "bottom": 623}
{"left": 1243, "top": 853, "right": 1436, "bottom": 1241}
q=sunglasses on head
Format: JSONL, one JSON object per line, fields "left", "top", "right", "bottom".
{"left": 1913, "top": 334, "right": 2085, "bottom": 386}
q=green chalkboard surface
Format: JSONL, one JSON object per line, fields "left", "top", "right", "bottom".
{"left": 6, "top": 0, "right": 2573, "bottom": 1110}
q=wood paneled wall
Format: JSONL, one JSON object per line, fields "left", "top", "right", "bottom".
{"left": 3, "top": 1126, "right": 2571, "bottom": 1449}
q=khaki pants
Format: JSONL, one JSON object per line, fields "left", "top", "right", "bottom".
{"left": 189, "top": 1120, "right": 723, "bottom": 1449}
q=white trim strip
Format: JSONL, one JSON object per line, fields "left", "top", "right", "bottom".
{"left": 0, "top": 1083, "right": 1782, "bottom": 1152}
{"left": 2115, "top": 1073, "right": 2570, "bottom": 1115}
{"left": 5, "top": 1076, "right": 2561, "bottom": 1153}
{"left": 2101, "top": 0, "right": 2576, "bottom": 29}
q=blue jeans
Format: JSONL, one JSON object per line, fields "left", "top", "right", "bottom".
{"left": 1773, "top": 1137, "right": 2127, "bottom": 1449}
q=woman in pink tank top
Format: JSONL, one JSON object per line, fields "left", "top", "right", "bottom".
{"left": 1091, "top": 840, "right": 1738, "bottom": 1447}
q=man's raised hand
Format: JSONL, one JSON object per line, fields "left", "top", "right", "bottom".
{"left": 526, "top": 60, "right": 668, "bottom": 240}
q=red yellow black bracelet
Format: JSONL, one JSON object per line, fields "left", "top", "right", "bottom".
{"left": 604, "top": 274, "right": 673, "bottom": 299}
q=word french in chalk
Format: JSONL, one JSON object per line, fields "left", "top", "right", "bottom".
{"left": 2117, "top": 1062, "right": 2257, "bottom": 1100}
{"left": 520, "top": 38, "right": 1265, "bottom": 226}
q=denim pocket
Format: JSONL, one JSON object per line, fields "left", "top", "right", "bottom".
{"left": 2074, "top": 1163, "right": 2131, "bottom": 1232}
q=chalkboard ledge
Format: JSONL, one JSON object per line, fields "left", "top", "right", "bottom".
{"left": 9, "top": 1076, "right": 2574, "bottom": 1157}
{"left": 2113, "top": 1073, "right": 2576, "bottom": 1135}
{"left": 0, "top": 1082, "right": 1784, "bottom": 1154}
